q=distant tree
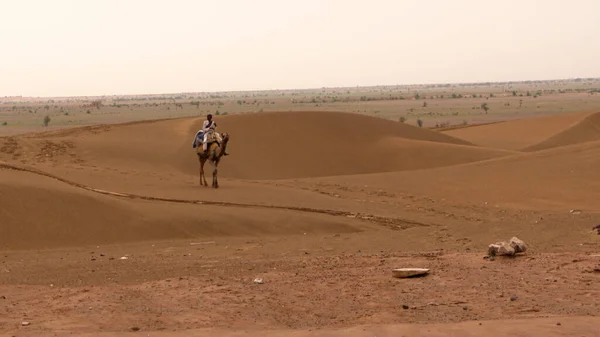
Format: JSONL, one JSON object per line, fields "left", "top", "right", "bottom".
{"left": 399, "top": 116, "right": 406, "bottom": 123}
{"left": 43, "top": 115, "right": 51, "bottom": 127}
{"left": 90, "top": 100, "right": 102, "bottom": 109}
{"left": 416, "top": 119, "right": 423, "bottom": 127}
{"left": 422, "top": 101, "right": 427, "bottom": 108}
{"left": 481, "top": 102, "right": 489, "bottom": 114}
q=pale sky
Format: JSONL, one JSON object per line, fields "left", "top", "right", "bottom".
{"left": 1, "top": 0, "right": 599, "bottom": 97}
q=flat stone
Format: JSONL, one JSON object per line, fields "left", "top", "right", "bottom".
{"left": 392, "top": 268, "right": 430, "bottom": 278}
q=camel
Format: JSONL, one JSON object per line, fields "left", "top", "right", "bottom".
{"left": 196, "top": 130, "right": 230, "bottom": 188}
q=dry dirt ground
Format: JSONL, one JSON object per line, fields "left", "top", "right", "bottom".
{"left": 1, "top": 110, "right": 600, "bottom": 336}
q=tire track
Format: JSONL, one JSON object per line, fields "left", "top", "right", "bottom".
{"left": 0, "top": 162, "right": 431, "bottom": 230}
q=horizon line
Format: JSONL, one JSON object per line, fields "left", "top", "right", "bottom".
{"left": 3, "top": 76, "right": 600, "bottom": 100}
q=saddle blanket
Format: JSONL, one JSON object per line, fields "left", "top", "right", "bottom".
{"left": 192, "top": 130, "right": 204, "bottom": 148}
{"left": 192, "top": 130, "right": 220, "bottom": 148}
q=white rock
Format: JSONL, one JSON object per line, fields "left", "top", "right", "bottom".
{"left": 509, "top": 237, "right": 528, "bottom": 253}
{"left": 392, "top": 268, "right": 430, "bottom": 278}
{"left": 21, "top": 321, "right": 30, "bottom": 326}
{"left": 489, "top": 242, "right": 516, "bottom": 256}
{"left": 253, "top": 278, "right": 264, "bottom": 284}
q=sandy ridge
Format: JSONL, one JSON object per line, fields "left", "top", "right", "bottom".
{"left": 0, "top": 161, "right": 430, "bottom": 230}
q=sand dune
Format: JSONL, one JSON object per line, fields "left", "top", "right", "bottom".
{"left": 177, "top": 111, "right": 513, "bottom": 179}
{"left": 309, "top": 138, "right": 600, "bottom": 211}
{"left": 3, "top": 111, "right": 514, "bottom": 181}
{"left": 0, "top": 168, "right": 364, "bottom": 250}
{"left": 443, "top": 111, "right": 593, "bottom": 150}
{"left": 2, "top": 109, "right": 600, "bottom": 336}
{"left": 523, "top": 111, "right": 600, "bottom": 151}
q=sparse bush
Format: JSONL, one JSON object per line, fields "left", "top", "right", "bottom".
{"left": 43, "top": 115, "right": 51, "bottom": 127}
{"left": 481, "top": 102, "right": 489, "bottom": 114}
{"left": 422, "top": 101, "right": 427, "bottom": 108}
{"left": 2, "top": 122, "right": 7, "bottom": 126}
{"left": 91, "top": 100, "right": 102, "bottom": 109}
{"left": 399, "top": 116, "right": 406, "bottom": 123}
{"left": 416, "top": 119, "right": 423, "bottom": 127}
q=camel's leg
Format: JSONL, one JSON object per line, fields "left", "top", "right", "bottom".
{"left": 198, "top": 156, "right": 208, "bottom": 186}
{"left": 212, "top": 160, "right": 219, "bottom": 188}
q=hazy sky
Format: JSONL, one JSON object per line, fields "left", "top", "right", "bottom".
{"left": 1, "top": 0, "right": 599, "bottom": 97}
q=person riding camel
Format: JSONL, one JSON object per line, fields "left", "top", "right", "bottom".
{"left": 198, "top": 114, "right": 229, "bottom": 155}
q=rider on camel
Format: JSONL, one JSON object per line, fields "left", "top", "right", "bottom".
{"left": 195, "top": 114, "right": 229, "bottom": 155}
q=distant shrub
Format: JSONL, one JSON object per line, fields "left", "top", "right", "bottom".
{"left": 416, "top": 119, "right": 423, "bottom": 127}
{"left": 399, "top": 116, "right": 406, "bottom": 123}
{"left": 43, "top": 115, "right": 51, "bottom": 127}
{"left": 481, "top": 102, "right": 489, "bottom": 114}
{"left": 2, "top": 121, "right": 7, "bottom": 126}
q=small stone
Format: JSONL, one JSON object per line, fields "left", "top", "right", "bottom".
{"left": 402, "top": 305, "right": 409, "bottom": 310}
{"left": 130, "top": 326, "right": 140, "bottom": 331}
{"left": 253, "top": 278, "right": 264, "bottom": 284}
{"left": 463, "top": 306, "right": 468, "bottom": 310}
{"left": 557, "top": 322, "right": 561, "bottom": 326}
{"left": 21, "top": 322, "right": 30, "bottom": 326}
{"left": 392, "top": 268, "right": 430, "bottom": 278}
{"left": 510, "top": 296, "right": 518, "bottom": 301}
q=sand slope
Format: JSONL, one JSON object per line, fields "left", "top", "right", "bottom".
{"left": 3, "top": 111, "right": 515, "bottom": 180}
{"left": 523, "top": 111, "right": 600, "bottom": 151}
{"left": 0, "top": 168, "right": 365, "bottom": 250}
{"left": 176, "top": 111, "right": 513, "bottom": 179}
{"left": 310, "top": 138, "right": 600, "bottom": 211}
{"left": 443, "top": 111, "right": 592, "bottom": 150}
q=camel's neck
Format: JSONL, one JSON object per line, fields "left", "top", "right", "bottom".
{"left": 218, "top": 139, "right": 229, "bottom": 158}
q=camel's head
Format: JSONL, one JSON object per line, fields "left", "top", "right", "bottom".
{"left": 221, "top": 132, "right": 230, "bottom": 142}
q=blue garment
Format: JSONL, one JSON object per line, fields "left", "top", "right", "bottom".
{"left": 192, "top": 130, "right": 204, "bottom": 148}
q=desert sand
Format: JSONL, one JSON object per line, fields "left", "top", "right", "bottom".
{"left": 1, "top": 109, "right": 599, "bottom": 336}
